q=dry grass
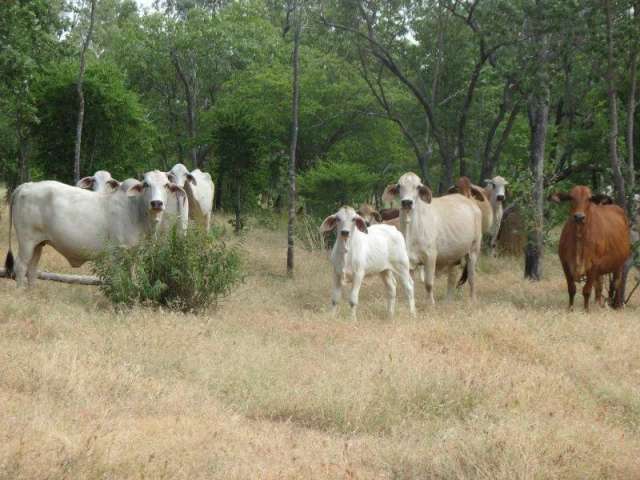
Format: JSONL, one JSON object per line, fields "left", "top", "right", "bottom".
{"left": 1, "top": 202, "right": 640, "bottom": 479}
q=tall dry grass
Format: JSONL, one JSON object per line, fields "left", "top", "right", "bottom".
{"left": 1, "top": 201, "right": 640, "bottom": 479}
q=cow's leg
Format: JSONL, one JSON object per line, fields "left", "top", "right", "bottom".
{"left": 446, "top": 266, "right": 456, "bottom": 301}
{"left": 561, "top": 261, "right": 576, "bottom": 310}
{"left": 205, "top": 212, "right": 211, "bottom": 232}
{"left": 14, "top": 240, "right": 39, "bottom": 288}
{"left": 380, "top": 270, "right": 397, "bottom": 318}
{"left": 595, "top": 275, "right": 605, "bottom": 308}
{"left": 397, "top": 264, "right": 416, "bottom": 317}
{"left": 583, "top": 273, "right": 595, "bottom": 312}
{"left": 26, "top": 243, "right": 44, "bottom": 287}
{"left": 612, "top": 268, "right": 625, "bottom": 309}
{"left": 349, "top": 270, "right": 365, "bottom": 320}
{"left": 330, "top": 272, "right": 342, "bottom": 317}
{"left": 424, "top": 255, "right": 437, "bottom": 305}
{"left": 467, "top": 251, "right": 478, "bottom": 301}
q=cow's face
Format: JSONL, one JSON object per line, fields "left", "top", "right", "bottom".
{"left": 485, "top": 176, "right": 509, "bottom": 203}
{"left": 550, "top": 185, "right": 611, "bottom": 225}
{"left": 167, "top": 163, "right": 197, "bottom": 188}
{"left": 383, "top": 172, "right": 432, "bottom": 211}
{"left": 320, "top": 206, "right": 367, "bottom": 243}
{"left": 77, "top": 170, "right": 120, "bottom": 193}
{"left": 356, "top": 204, "right": 382, "bottom": 227}
{"left": 127, "top": 170, "right": 186, "bottom": 221}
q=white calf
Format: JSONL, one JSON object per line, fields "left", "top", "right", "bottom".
{"left": 320, "top": 206, "right": 415, "bottom": 320}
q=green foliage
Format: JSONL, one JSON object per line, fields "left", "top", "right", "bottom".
{"left": 30, "top": 61, "right": 154, "bottom": 182}
{"left": 92, "top": 226, "right": 242, "bottom": 312}
{"left": 298, "top": 161, "right": 378, "bottom": 218}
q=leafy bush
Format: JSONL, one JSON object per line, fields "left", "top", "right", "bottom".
{"left": 92, "top": 225, "right": 242, "bottom": 312}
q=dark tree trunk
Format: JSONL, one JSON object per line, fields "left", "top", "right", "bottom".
{"left": 627, "top": 5, "right": 638, "bottom": 196}
{"left": 525, "top": 87, "right": 550, "bottom": 281}
{"left": 16, "top": 111, "right": 29, "bottom": 183}
{"left": 287, "top": 2, "right": 301, "bottom": 277}
{"left": 73, "top": 0, "right": 96, "bottom": 183}
{"left": 604, "top": 0, "right": 626, "bottom": 209}
{"left": 439, "top": 150, "right": 455, "bottom": 194}
{"left": 234, "top": 184, "right": 241, "bottom": 233}
{"left": 214, "top": 173, "right": 223, "bottom": 210}
{"left": 172, "top": 51, "right": 198, "bottom": 170}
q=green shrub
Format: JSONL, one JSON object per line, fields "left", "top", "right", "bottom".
{"left": 92, "top": 225, "right": 242, "bottom": 312}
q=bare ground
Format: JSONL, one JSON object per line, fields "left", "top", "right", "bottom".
{"left": 1, "top": 209, "right": 640, "bottom": 479}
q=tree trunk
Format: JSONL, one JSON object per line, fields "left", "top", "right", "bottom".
{"left": 16, "top": 111, "right": 29, "bottom": 183}
{"left": 525, "top": 87, "right": 549, "bottom": 281}
{"left": 234, "top": 183, "right": 241, "bottom": 233}
{"left": 604, "top": 0, "right": 626, "bottom": 209}
{"left": 438, "top": 150, "right": 454, "bottom": 194}
{"left": 627, "top": 13, "right": 638, "bottom": 196}
{"left": 171, "top": 51, "right": 198, "bottom": 170}
{"left": 73, "top": 0, "right": 97, "bottom": 183}
{"left": 287, "top": 5, "right": 301, "bottom": 277}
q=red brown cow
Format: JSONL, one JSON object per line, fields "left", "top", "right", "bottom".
{"left": 551, "top": 185, "right": 630, "bottom": 310}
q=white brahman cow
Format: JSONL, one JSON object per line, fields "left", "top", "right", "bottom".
{"left": 5, "top": 170, "right": 187, "bottom": 287}
{"left": 484, "top": 175, "right": 509, "bottom": 256}
{"left": 320, "top": 206, "right": 415, "bottom": 320}
{"left": 76, "top": 170, "right": 121, "bottom": 193}
{"left": 383, "top": 172, "right": 482, "bottom": 303}
{"left": 168, "top": 163, "right": 215, "bottom": 231}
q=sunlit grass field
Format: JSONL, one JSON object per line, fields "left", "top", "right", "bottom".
{"left": 1, "top": 200, "right": 640, "bottom": 479}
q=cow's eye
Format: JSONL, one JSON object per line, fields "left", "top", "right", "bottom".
{"left": 142, "top": 182, "right": 149, "bottom": 188}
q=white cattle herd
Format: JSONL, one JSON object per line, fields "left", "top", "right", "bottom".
{"left": 4, "top": 164, "right": 214, "bottom": 287}
{"left": 4, "top": 165, "right": 509, "bottom": 320}
{"left": 323, "top": 173, "right": 508, "bottom": 319}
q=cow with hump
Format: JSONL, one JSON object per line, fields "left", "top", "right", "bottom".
{"left": 383, "top": 172, "right": 482, "bottom": 303}
{"left": 320, "top": 206, "right": 415, "bottom": 320}
{"left": 168, "top": 163, "right": 215, "bottom": 231}
{"left": 4, "top": 170, "right": 188, "bottom": 287}
{"left": 551, "top": 185, "right": 630, "bottom": 311}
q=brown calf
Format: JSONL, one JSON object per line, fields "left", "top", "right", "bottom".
{"left": 551, "top": 186, "right": 630, "bottom": 310}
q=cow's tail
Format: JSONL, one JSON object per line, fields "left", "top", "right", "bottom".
{"left": 4, "top": 188, "right": 16, "bottom": 278}
{"left": 457, "top": 257, "right": 469, "bottom": 288}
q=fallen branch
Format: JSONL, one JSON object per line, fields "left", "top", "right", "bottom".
{"left": 0, "top": 268, "right": 102, "bottom": 285}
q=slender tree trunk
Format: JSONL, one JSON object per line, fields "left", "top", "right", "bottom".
{"left": 172, "top": 51, "right": 198, "bottom": 170}
{"left": 627, "top": 25, "right": 638, "bottom": 195}
{"left": 604, "top": 0, "right": 626, "bottom": 209}
{"left": 234, "top": 183, "right": 241, "bottom": 233}
{"left": 16, "top": 111, "right": 29, "bottom": 183}
{"left": 525, "top": 87, "right": 550, "bottom": 281}
{"left": 439, "top": 150, "right": 454, "bottom": 194}
{"left": 287, "top": 4, "right": 301, "bottom": 277}
{"left": 73, "top": 0, "right": 96, "bottom": 183}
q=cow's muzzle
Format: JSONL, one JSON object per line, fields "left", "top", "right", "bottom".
{"left": 574, "top": 213, "right": 585, "bottom": 224}
{"left": 150, "top": 200, "right": 164, "bottom": 211}
{"left": 340, "top": 230, "right": 350, "bottom": 239}
{"left": 401, "top": 199, "right": 413, "bottom": 210}
{"left": 496, "top": 194, "right": 505, "bottom": 202}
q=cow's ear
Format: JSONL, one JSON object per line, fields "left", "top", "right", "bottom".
{"left": 77, "top": 176, "right": 95, "bottom": 190}
{"left": 168, "top": 183, "right": 186, "bottom": 199}
{"left": 319, "top": 215, "right": 337, "bottom": 233}
{"left": 167, "top": 172, "right": 177, "bottom": 183}
{"left": 470, "top": 186, "right": 486, "bottom": 202}
{"left": 447, "top": 185, "right": 458, "bottom": 194}
{"left": 354, "top": 215, "right": 368, "bottom": 233}
{"left": 106, "top": 179, "right": 121, "bottom": 191}
{"left": 186, "top": 173, "right": 197, "bottom": 186}
{"left": 126, "top": 182, "right": 145, "bottom": 197}
{"left": 549, "top": 192, "right": 572, "bottom": 203}
{"left": 382, "top": 184, "right": 399, "bottom": 203}
{"left": 418, "top": 185, "right": 433, "bottom": 204}
{"left": 372, "top": 211, "right": 382, "bottom": 223}
{"left": 590, "top": 194, "right": 614, "bottom": 205}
